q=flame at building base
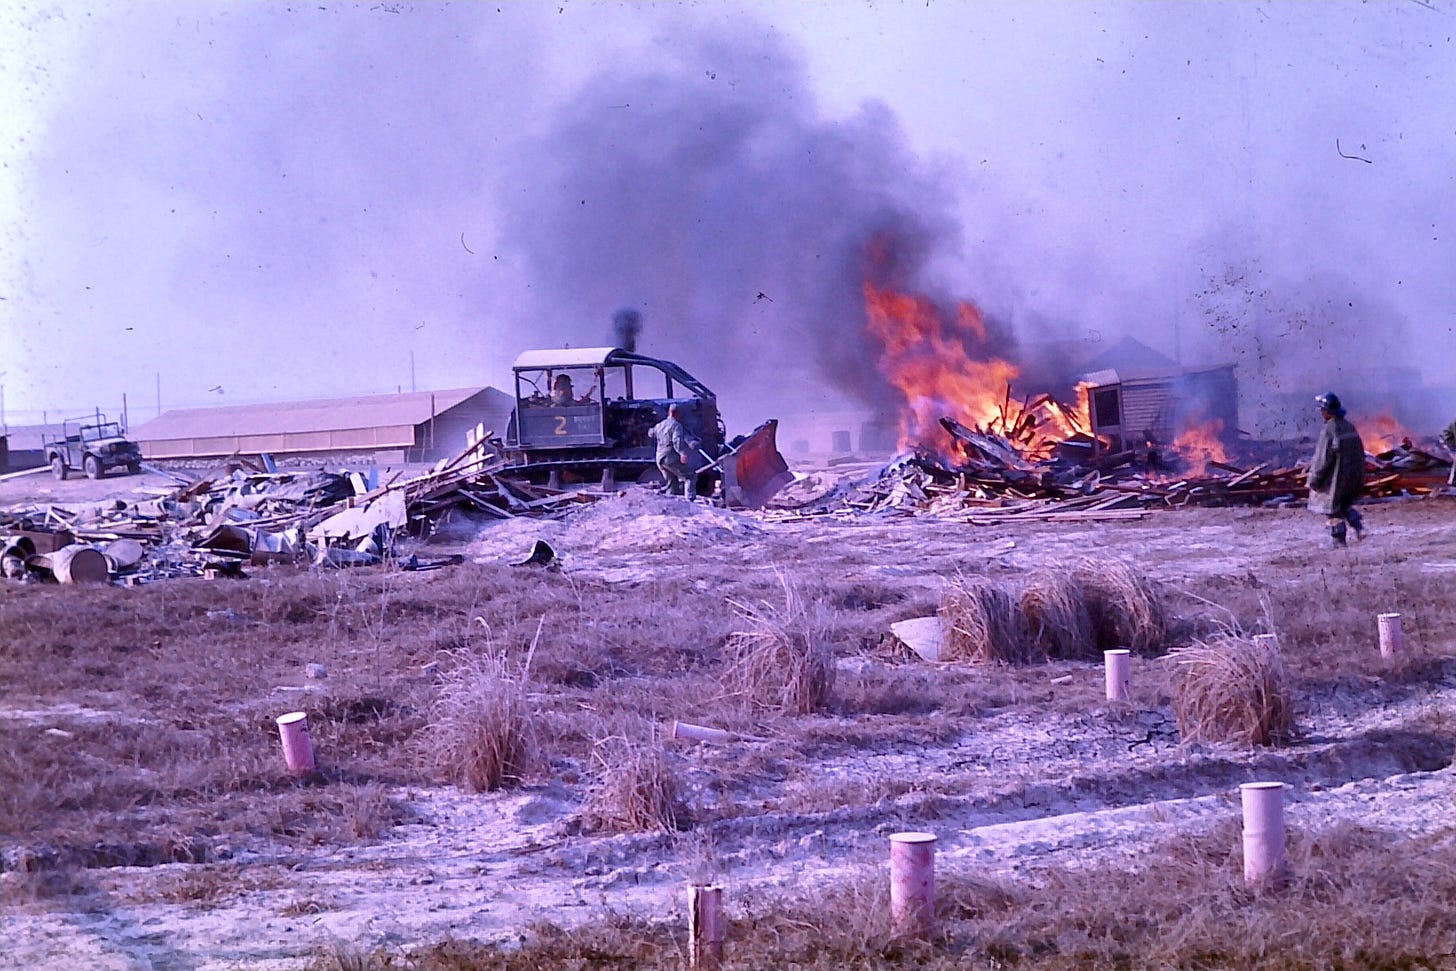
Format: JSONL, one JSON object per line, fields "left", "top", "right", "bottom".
{"left": 861, "top": 274, "right": 1090, "bottom": 464}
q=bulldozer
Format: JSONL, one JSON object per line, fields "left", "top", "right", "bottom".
{"left": 501, "top": 344, "right": 792, "bottom": 508}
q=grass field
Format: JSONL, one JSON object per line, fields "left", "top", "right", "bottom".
{"left": 2, "top": 485, "right": 1453, "bottom": 969}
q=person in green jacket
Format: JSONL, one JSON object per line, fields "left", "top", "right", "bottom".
{"left": 1308, "top": 392, "right": 1366, "bottom": 546}
{"left": 649, "top": 403, "right": 698, "bottom": 497}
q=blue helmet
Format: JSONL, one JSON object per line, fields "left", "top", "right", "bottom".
{"left": 1314, "top": 391, "right": 1345, "bottom": 416}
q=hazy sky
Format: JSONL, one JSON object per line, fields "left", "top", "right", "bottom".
{"left": 1, "top": 1, "right": 1451, "bottom": 429}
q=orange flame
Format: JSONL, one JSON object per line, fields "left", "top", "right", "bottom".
{"left": 863, "top": 280, "right": 1019, "bottom": 450}
{"left": 1352, "top": 413, "right": 1411, "bottom": 454}
{"left": 862, "top": 280, "right": 1090, "bottom": 460}
{"left": 1172, "top": 418, "right": 1229, "bottom": 477}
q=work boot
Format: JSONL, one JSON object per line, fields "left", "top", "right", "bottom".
{"left": 1329, "top": 522, "right": 1348, "bottom": 547}
{"left": 1349, "top": 511, "right": 1366, "bottom": 541}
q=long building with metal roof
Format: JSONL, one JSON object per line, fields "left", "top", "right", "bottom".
{"left": 129, "top": 387, "right": 514, "bottom": 461}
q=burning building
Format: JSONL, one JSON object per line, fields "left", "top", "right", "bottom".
{"left": 1081, "top": 361, "right": 1239, "bottom": 457}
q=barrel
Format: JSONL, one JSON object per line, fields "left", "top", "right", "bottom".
{"left": 49, "top": 544, "right": 111, "bottom": 584}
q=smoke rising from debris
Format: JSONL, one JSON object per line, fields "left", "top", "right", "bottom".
{"left": 3, "top": 2, "right": 1451, "bottom": 436}
{"left": 494, "top": 28, "right": 971, "bottom": 420}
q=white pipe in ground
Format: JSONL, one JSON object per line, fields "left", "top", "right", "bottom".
{"left": 670, "top": 721, "right": 735, "bottom": 744}
{"left": 1240, "top": 781, "right": 1287, "bottom": 888}
{"left": 889, "top": 832, "right": 936, "bottom": 936}
{"left": 1104, "top": 649, "right": 1131, "bottom": 702}
{"left": 1378, "top": 613, "right": 1403, "bottom": 658}
{"left": 688, "top": 884, "right": 724, "bottom": 968}
{"left": 276, "top": 711, "right": 316, "bottom": 776}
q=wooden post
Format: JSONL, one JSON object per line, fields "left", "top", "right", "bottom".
{"left": 688, "top": 884, "right": 724, "bottom": 968}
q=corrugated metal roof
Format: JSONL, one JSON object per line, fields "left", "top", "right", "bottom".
{"left": 130, "top": 387, "right": 502, "bottom": 441}
{"left": 513, "top": 347, "right": 621, "bottom": 369}
{"left": 0, "top": 423, "right": 64, "bottom": 451}
{"left": 1082, "top": 361, "right": 1236, "bottom": 388}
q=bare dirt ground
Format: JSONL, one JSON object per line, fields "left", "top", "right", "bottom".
{"left": 2, "top": 464, "right": 1454, "bottom": 969}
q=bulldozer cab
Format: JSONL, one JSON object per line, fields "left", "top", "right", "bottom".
{"left": 508, "top": 347, "right": 721, "bottom": 457}
{"left": 514, "top": 363, "right": 607, "bottom": 447}
{"left": 502, "top": 346, "right": 790, "bottom": 505}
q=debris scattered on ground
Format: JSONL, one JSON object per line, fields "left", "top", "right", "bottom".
{"left": 765, "top": 392, "right": 1452, "bottom": 520}
{"left": 0, "top": 442, "right": 588, "bottom": 586}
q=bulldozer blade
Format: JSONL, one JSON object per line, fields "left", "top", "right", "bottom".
{"left": 722, "top": 419, "right": 794, "bottom": 509}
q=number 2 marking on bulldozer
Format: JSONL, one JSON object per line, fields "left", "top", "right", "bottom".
{"left": 554, "top": 416, "right": 567, "bottom": 435}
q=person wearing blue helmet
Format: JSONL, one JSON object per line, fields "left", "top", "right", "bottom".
{"left": 1308, "top": 392, "right": 1366, "bottom": 546}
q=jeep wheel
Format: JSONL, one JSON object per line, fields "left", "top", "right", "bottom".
{"left": 84, "top": 454, "right": 102, "bottom": 480}
{"left": 51, "top": 456, "right": 68, "bottom": 481}
{"left": 127, "top": 462, "right": 142, "bottom": 476}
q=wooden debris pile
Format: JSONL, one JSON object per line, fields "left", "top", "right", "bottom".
{"left": 769, "top": 409, "right": 1451, "bottom": 521}
{"left": 0, "top": 439, "right": 600, "bottom": 586}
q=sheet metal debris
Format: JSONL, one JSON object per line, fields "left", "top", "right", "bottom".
{"left": 0, "top": 440, "right": 582, "bottom": 586}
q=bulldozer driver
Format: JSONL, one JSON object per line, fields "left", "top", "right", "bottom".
{"left": 649, "top": 403, "right": 699, "bottom": 496}
{"left": 550, "top": 373, "right": 576, "bottom": 407}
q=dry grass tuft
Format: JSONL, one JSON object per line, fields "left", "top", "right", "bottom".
{"left": 421, "top": 635, "right": 540, "bottom": 792}
{"left": 1074, "top": 557, "right": 1170, "bottom": 652}
{"left": 1018, "top": 571, "right": 1096, "bottom": 660}
{"left": 939, "top": 577, "right": 1029, "bottom": 663}
{"left": 582, "top": 733, "right": 684, "bottom": 833}
{"left": 1168, "top": 634, "right": 1294, "bottom": 746}
{"left": 724, "top": 575, "right": 835, "bottom": 714}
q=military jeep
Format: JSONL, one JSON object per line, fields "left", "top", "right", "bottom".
{"left": 45, "top": 414, "right": 143, "bottom": 480}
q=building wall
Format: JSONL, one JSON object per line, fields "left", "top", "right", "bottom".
{"left": 1120, "top": 381, "right": 1177, "bottom": 445}
{"left": 1086, "top": 363, "right": 1241, "bottom": 451}
{"left": 409, "top": 388, "right": 516, "bottom": 461}
{"left": 142, "top": 424, "right": 418, "bottom": 459}
{"left": 135, "top": 388, "right": 514, "bottom": 461}
{"left": 1182, "top": 367, "right": 1239, "bottom": 436}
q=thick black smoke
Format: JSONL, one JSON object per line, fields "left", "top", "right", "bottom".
{"left": 10, "top": 2, "right": 1448, "bottom": 437}
{"left": 494, "top": 27, "right": 980, "bottom": 419}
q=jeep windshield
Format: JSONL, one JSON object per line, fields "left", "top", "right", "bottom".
{"left": 81, "top": 422, "right": 124, "bottom": 442}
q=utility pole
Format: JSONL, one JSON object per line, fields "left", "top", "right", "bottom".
{"left": 410, "top": 350, "right": 417, "bottom": 393}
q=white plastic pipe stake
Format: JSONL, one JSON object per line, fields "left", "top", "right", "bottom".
{"left": 1378, "top": 613, "right": 1402, "bottom": 658}
{"left": 276, "top": 711, "right": 316, "bottom": 777}
{"left": 670, "top": 721, "right": 735, "bottom": 744}
{"left": 889, "top": 832, "right": 936, "bottom": 936}
{"left": 1104, "top": 649, "right": 1131, "bottom": 702}
{"left": 1240, "top": 781, "right": 1287, "bottom": 888}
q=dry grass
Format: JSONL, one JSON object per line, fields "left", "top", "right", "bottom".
{"left": 3, "top": 501, "right": 1453, "bottom": 967}
{"left": 723, "top": 575, "right": 835, "bottom": 714}
{"left": 421, "top": 641, "right": 539, "bottom": 792}
{"left": 1168, "top": 634, "right": 1294, "bottom": 746}
{"left": 318, "top": 824, "right": 1456, "bottom": 970}
{"left": 580, "top": 732, "right": 684, "bottom": 833}
{"left": 1018, "top": 571, "right": 1096, "bottom": 660}
{"left": 1074, "top": 557, "right": 1170, "bottom": 652}
{"left": 939, "top": 576, "right": 1029, "bottom": 663}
